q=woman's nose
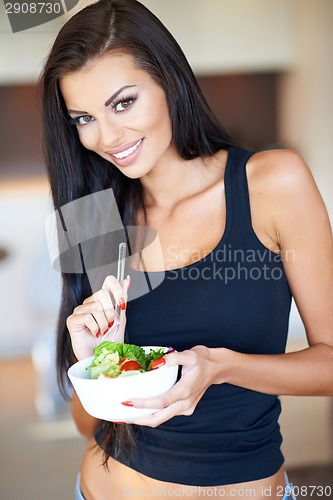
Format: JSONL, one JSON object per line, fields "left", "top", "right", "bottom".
{"left": 99, "top": 121, "right": 124, "bottom": 150}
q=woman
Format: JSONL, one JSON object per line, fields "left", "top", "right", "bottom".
{"left": 41, "top": 0, "right": 333, "bottom": 499}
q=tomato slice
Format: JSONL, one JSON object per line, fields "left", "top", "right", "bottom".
{"left": 120, "top": 360, "right": 141, "bottom": 372}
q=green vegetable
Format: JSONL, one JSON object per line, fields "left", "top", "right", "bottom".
{"left": 86, "top": 341, "right": 167, "bottom": 379}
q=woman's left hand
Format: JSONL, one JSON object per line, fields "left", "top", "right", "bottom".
{"left": 123, "top": 345, "right": 222, "bottom": 427}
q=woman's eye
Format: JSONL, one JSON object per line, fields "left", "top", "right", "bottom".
{"left": 113, "top": 99, "right": 134, "bottom": 113}
{"left": 77, "top": 115, "right": 95, "bottom": 125}
{"left": 69, "top": 115, "right": 95, "bottom": 126}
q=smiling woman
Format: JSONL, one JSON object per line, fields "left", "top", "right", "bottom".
{"left": 40, "top": 0, "right": 333, "bottom": 499}
{"left": 59, "top": 52, "right": 173, "bottom": 176}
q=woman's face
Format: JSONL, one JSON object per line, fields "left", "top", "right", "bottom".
{"left": 60, "top": 51, "right": 175, "bottom": 179}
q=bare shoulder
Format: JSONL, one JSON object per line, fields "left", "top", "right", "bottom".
{"left": 247, "top": 149, "right": 315, "bottom": 191}
{"left": 244, "top": 149, "right": 329, "bottom": 250}
{"left": 245, "top": 148, "right": 325, "bottom": 211}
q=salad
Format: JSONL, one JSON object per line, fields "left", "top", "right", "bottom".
{"left": 86, "top": 341, "right": 172, "bottom": 379}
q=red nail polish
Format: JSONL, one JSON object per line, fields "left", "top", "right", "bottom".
{"left": 121, "top": 401, "right": 133, "bottom": 407}
{"left": 109, "top": 320, "right": 114, "bottom": 328}
{"left": 113, "top": 421, "right": 124, "bottom": 424}
{"left": 119, "top": 297, "right": 126, "bottom": 310}
{"left": 151, "top": 358, "right": 166, "bottom": 370}
{"left": 103, "top": 328, "right": 108, "bottom": 335}
{"left": 96, "top": 331, "right": 100, "bottom": 338}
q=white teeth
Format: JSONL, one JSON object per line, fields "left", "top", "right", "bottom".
{"left": 113, "top": 139, "right": 142, "bottom": 159}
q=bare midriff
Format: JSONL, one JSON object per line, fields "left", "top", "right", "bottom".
{"left": 80, "top": 438, "right": 286, "bottom": 500}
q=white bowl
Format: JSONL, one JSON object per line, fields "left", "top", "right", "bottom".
{"left": 68, "top": 346, "right": 178, "bottom": 422}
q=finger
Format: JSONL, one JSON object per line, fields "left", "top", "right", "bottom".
{"left": 83, "top": 290, "right": 116, "bottom": 325}
{"left": 102, "top": 275, "right": 128, "bottom": 311}
{"left": 129, "top": 390, "right": 204, "bottom": 427}
{"left": 118, "top": 275, "right": 130, "bottom": 319}
{"left": 130, "top": 400, "right": 187, "bottom": 428}
{"left": 121, "top": 275, "right": 130, "bottom": 299}
{"left": 152, "top": 349, "right": 194, "bottom": 369}
{"left": 67, "top": 312, "right": 100, "bottom": 338}
{"left": 122, "top": 380, "right": 192, "bottom": 411}
{"left": 73, "top": 302, "right": 112, "bottom": 335}
{"left": 169, "top": 348, "right": 207, "bottom": 372}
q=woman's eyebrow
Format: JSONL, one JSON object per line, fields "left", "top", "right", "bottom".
{"left": 67, "top": 85, "right": 138, "bottom": 114}
{"left": 68, "top": 108, "right": 88, "bottom": 114}
{"left": 104, "top": 85, "right": 137, "bottom": 106}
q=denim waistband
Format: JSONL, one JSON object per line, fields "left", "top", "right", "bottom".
{"left": 283, "top": 471, "right": 297, "bottom": 499}
{"left": 75, "top": 472, "right": 85, "bottom": 500}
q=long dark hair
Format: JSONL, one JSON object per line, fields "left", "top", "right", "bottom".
{"left": 40, "top": 0, "right": 235, "bottom": 463}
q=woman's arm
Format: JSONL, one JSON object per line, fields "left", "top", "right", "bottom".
{"left": 212, "top": 150, "right": 333, "bottom": 395}
{"left": 212, "top": 344, "right": 333, "bottom": 396}
{"left": 66, "top": 276, "right": 130, "bottom": 435}
{"left": 128, "top": 151, "right": 333, "bottom": 427}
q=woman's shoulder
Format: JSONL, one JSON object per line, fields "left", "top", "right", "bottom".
{"left": 245, "top": 148, "right": 328, "bottom": 249}
{"left": 246, "top": 148, "right": 317, "bottom": 200}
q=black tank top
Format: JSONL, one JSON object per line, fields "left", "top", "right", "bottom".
{"left": 95, "top": 147, "right": 292, "bottom": 486}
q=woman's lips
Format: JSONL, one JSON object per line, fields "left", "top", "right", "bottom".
{"left": 106, "top": 138, "right": 144, "bottom": 166}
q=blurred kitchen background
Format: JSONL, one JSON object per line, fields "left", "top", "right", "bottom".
{"left": 0, "top": 0, "right": 332, "bottom": 498}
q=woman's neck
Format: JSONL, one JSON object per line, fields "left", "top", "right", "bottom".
{"left": 139, "top": 149, "right": 228, "bottom": 212}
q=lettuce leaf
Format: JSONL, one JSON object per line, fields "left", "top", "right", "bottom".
{"left": 141, "top": 347, "right": 167, "bottom": 371}
{"left": 93, "top": 341, "right": 147, "bottom": 365}
{"left": 86, "top": 341, "right": 167, "bottom": 379}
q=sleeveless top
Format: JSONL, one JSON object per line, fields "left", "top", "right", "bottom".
{"left": 94, "top": 147, "right": 292, "bottom": 486}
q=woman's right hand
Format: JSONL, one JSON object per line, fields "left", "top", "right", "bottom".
{"left": 66, "top": 275, "right": 130, "bottom": 360}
